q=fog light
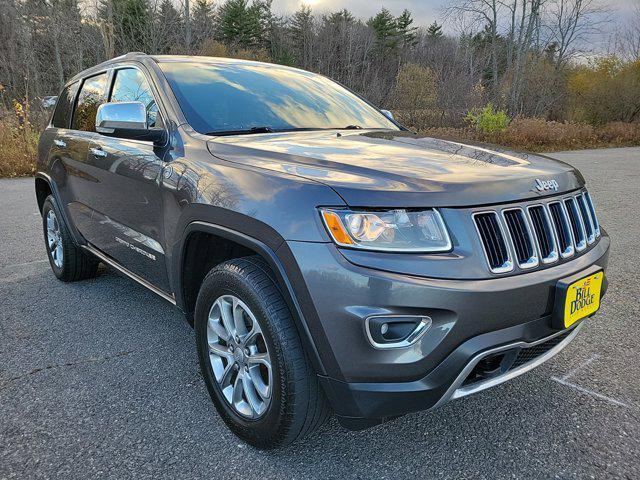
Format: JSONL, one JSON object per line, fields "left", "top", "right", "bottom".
{"left": 365, "top": 315, "right": 432, "bottom": 349}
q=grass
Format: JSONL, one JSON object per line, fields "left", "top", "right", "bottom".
{"left": 397, "top": 114, "right": 640, "bottom": 152}
{"left": 0, "top": 117, "right": 39, "bottom": 178}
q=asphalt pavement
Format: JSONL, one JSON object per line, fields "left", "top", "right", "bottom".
{"left": 1, "top": 147, "right": 639, "bottom": 479}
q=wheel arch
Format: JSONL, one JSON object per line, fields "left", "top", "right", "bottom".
{"left": 34, "top": 173, "right": 85, "bottom": 246}
{"left": 175, "top": 221, "right": 329, "bottom": 376}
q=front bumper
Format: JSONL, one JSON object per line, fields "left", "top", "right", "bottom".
{"left": 283, "top": 233, "right": 609, "bottom": 427}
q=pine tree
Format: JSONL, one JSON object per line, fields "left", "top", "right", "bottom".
{"left": 98, "top": 0, "right": 151, "bottom": 54}
{"left": 396, "top": 9, "right": 417, "bottom": 48}
{"left": 426, "top": 21, "right": 443, "bottom": 40}
{"left": 368, "top": 8, "right": 399, "bottom": 50}
{"left": 154, "top": 0, "right": 183, "bottom": 54}
{"left": 217, "top": 0, "right": 269, "bottom": 48}
{"left": 290, "top": 5, "right": 314, "bottom": 67}
{"left": 192, "top": 0, "right": 215, "bottom": 49}
{"left": 326, "top": 9, "right": 355, "bottom": 27}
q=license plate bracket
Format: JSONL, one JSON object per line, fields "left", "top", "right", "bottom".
{"left": 552, "top": 266, "right": 606, "bottom": 330}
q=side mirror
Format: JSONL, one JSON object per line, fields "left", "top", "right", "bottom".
{"left": 42, "top": 96, "right": 58, "bottom": 109}
{"left": 380, "top": 109, "right": 394, "bottom": 120}
{"left": 96, "top": 101, "right": 165, "bottom": 144}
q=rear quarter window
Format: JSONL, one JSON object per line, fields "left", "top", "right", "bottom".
{"left": 51, "top": 82, "right": 79, "bottom": 128}
{"left": 72, "top": 73, "right": 109, "bottom": 132}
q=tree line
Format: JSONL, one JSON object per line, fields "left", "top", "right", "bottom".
{"left": 1, "top": 0, "right": 638, "bottom": 128}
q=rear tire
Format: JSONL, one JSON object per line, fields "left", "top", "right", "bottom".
{"left": 42, "top": 195, "right": 98, "bottom": 282}
{"left": 195, "top": 255, "right": 329, "bottom": 448}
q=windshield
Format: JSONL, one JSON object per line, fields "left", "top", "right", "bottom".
{"left": 159, "top": 60, "right": 399, "bottom": 135}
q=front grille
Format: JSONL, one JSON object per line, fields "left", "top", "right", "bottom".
{"left": 473, "top": 212, "right": 512, "bottom": 273}
{"left": 474, "top": 190, "right": 600, "bottom": 274}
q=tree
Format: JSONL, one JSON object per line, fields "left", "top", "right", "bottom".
{"left": 99, "top": 0, "right": 152, "bottom": 54}
{"left": 396, "top": 9, "right": 418, "bottom": 48}
{"left": 290, "top": 5, "right": 314, "bottom": 67}
{"left": 192, "top": 0, "right": 216, "bottom": 50}
{"left": 368, "top": 8, "right": 399, "bottom": 50}
{"left": 151, "top": 0, "right": 183, "bottom": 54}
{"left": 217, "top": 0, "right": 269, "bottom": 48}
{"left": 426, "top": 21, "right": 443, "bottom": 39}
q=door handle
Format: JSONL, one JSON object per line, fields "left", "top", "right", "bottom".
{"left": 90, "top": 147, "right": 107, "bottom": 158}
{"left": 54, "top": 139, "right": 66, "bottom": 148}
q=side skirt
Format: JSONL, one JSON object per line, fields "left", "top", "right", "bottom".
{"left": 82, "top": 243, "right": 176, "bottom": 306}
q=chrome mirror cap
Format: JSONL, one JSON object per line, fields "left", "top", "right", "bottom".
{"left": 380, "top": 109, "right": 394, "bottom": 120}
{"left": 96, "top": 101, "right": 147, "bottom": 133}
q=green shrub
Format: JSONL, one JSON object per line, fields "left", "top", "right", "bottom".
{"left": 466, "top": 103, "right": 510, "bottom": 134}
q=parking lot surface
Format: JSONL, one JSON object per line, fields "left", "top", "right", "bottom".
{"left": 1, "top": 147, "right": 639, "bottom": 479}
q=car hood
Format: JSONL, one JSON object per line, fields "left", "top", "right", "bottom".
{"left": 206, "top": 129, "right": 584, "bottom": 207}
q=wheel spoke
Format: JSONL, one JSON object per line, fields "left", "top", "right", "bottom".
{"left": 232, "top": 372, "right": 244, "bottom": 404}
{"left": 248, "top": 367, "right": 270, "bottom": 400}
{"left": 242, "top": 371, "right": 262, "bottom": 415}
{"left": 232, "top": 298, "right": 248, "bottom": 336}
{"left": 247, "top": 352, "right": 269, "bottom": 367}
{"left": 208, "top": 340, "right": 232, "bottom": 358}
{"left": 244, "top": 326, "right": 259, "bottom": 346}
{"left": 219, "top": 362, "right": 235, "bottom": 389}
{"left": 207, "top": 315, "right": 230, "bottom": 342}
{"left": 219, "top": 298, "right": 236, "bottom": 337}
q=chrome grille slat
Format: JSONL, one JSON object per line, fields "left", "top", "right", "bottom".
{"left": 502, "top": 209, "right": 538, "bottom": 268}
{"left": 564, "top": 197, "right": 587, "bottom": 251}
{"left": 576, "top": 193, "right": 596, "bottom": 244}
{"left": 474, "top": 190, "right": 600, "bottom": 274}
{"left": 473, "top": 212, "right": 513, "bottom": 273}
{"left": 548, "top": 202, "right": 574, "bottom": 258}
{"left": 527, "top": 205, "right": 558, "bottom": 264}
{"left": 584, "top": 192, "right": 600, "bottom": 237}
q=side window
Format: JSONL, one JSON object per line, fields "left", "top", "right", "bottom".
{"left": 110, "top": 68, "right": 158, "bottom": 127}
{"left": 52, "top": 82, "right": 79, "bottom": 128}
{"left": 72, "top": 73, "right": 108, "bottom": 132}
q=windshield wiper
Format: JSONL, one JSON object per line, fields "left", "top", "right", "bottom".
{"left": 205, "top": 126, "right": 275, "bottom": 136}
{"left": 341, "top": 125, "right": 363, "bottom": 130}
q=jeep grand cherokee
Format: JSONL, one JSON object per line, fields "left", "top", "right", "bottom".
{"left": 36, "top": 53, "right": 609, "bottom": 448}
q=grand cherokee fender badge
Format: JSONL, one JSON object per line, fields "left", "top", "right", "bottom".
{"left": 535, "top": 178, "right": 559, "bottom": 191}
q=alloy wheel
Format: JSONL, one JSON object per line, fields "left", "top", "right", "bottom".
{"left": 46, "top": 209, "right": 63, "bottom": 268}
{"left": 206, "top": 295, "right": 273, "bottom": 419}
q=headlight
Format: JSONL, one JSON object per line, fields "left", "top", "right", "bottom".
{"left": 320, "top": 208, "right": 451, "bottom": 252}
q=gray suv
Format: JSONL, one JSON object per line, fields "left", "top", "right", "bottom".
{"left": 36, "top": 53, "right": 609, "bottom": 448}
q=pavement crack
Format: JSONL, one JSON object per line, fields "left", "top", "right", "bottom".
{"left": 0, "top": 350, "right": 135, "bottom": 389}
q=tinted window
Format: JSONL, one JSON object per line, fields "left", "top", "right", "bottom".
{"left": 72, "top": 73, "right": 108, "bottom": 132}
{"left": 52, "top": 82, "right": 78, "bottom": 128}
{"left": 159, "top": 61, "right": 398, "bottom": 134}
{"left": 110, "top": 68, "right": 158, "bottom": 127}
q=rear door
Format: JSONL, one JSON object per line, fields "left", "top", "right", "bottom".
{"left": 81, "top": 66, "right": 170, "bottom": 292}
{"left": 46, "top": 81, "right": 80, "bottom": 210}
{"left": 64, "top": 71, "right": 111, "bottom": 239}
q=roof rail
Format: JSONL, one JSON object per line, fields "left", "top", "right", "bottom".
{"left": 109, "top": 51, "right": 148, "bottom": 62}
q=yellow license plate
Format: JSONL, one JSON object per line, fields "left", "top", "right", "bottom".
{"left": 563, "top": 271, "right": 603, "bottom": 328}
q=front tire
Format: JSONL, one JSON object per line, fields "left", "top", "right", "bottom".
{"left": 195, "top": 256, "right": 329, "bottom": 448}
{"left": 42, "top": 195, "right": 98, "bottom": 282}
